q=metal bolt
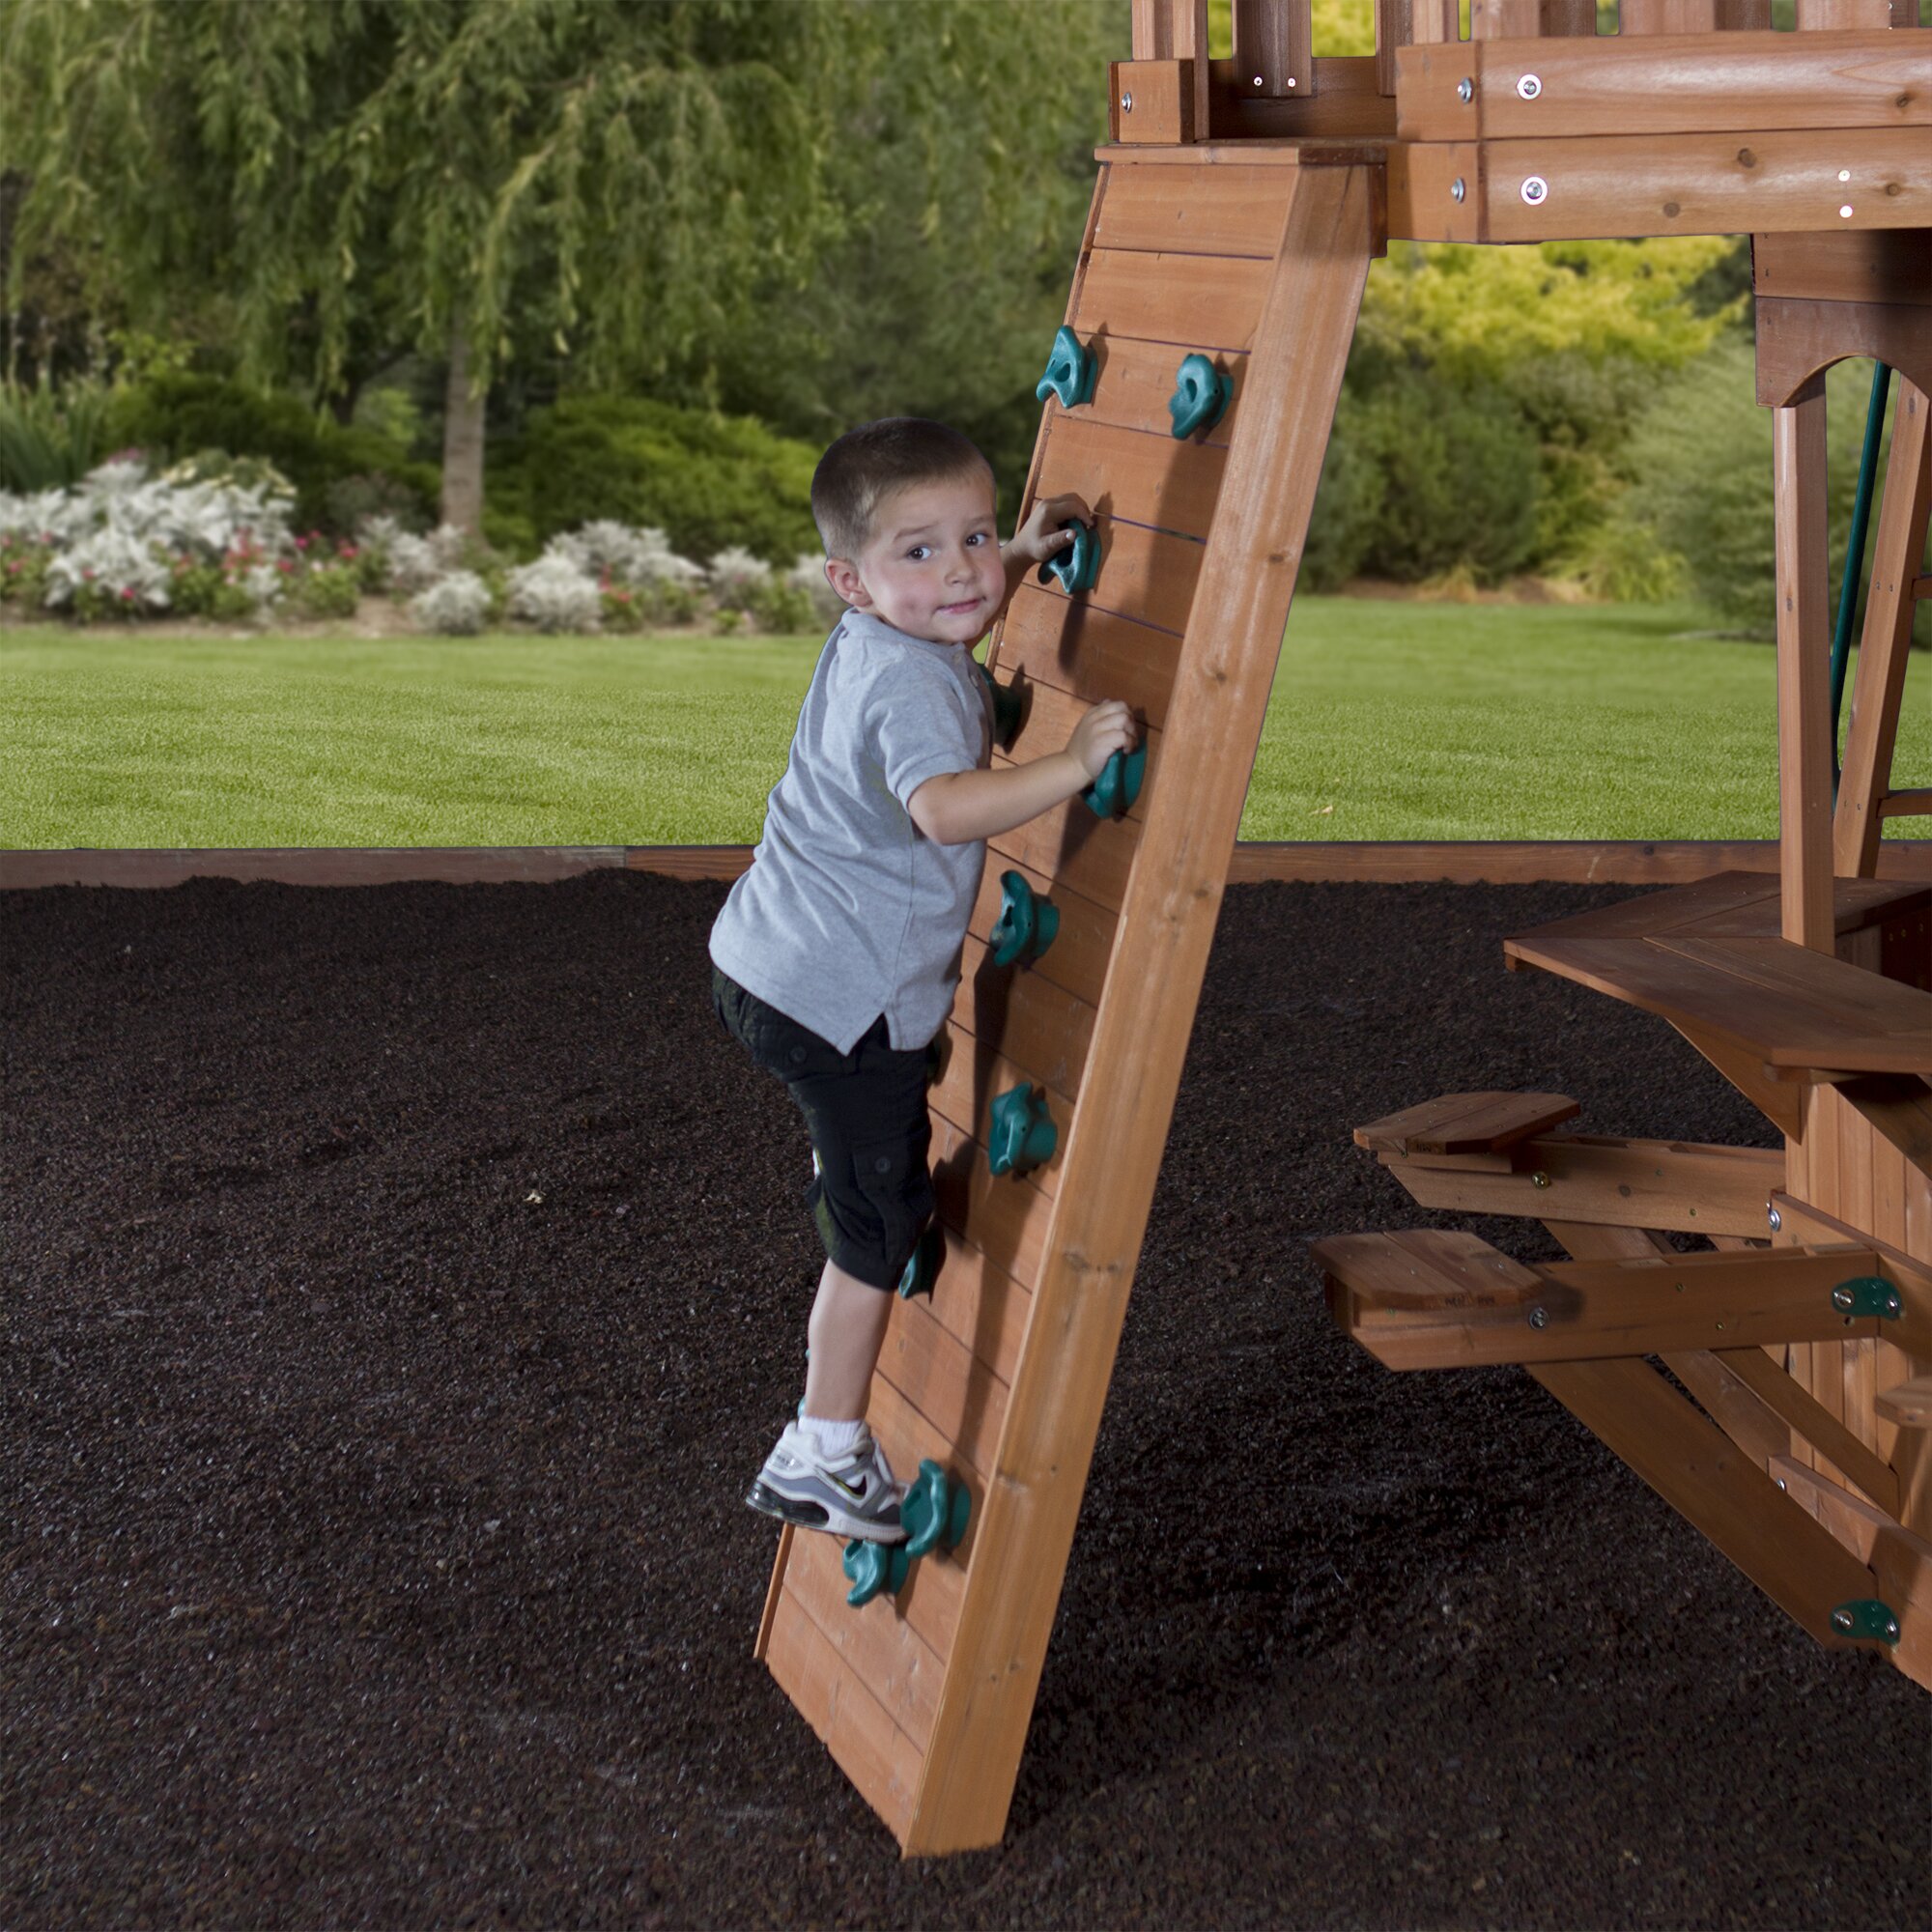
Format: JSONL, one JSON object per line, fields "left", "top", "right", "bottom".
{"left": 1451, "top": 178, "right": 1466, "bottom": 203}
{"left": 1833, "top": 1284, "right": 1853, "bottom": 1312}
{"left": 1767, "top": 1204, "right": 1781, "bottom": 1233}
{"left": 1887, "top": 1616, "right": 1901, "bottom": 1640}
{"left": 1840, "top": 204, "right": 1855, "bottom": 219}
{"left": 1517, "top": 73, "right": 1542, "bottom": 99}
{"left": 1832, "top": 1607, "right": 1854, "bottom": 1633}
{"left": 1121, "top": 92, "right": 1133, "bottom": 113}
{"left": 1254, "top": 73, "right": 1265, "bottom": 87}
{"left": 1458, "top": 76, "right": 1473, "bottom": 101}
{"left": 1776, "top": 1477, "right": 1787, "bottom": 1492}
{"left": 1531, "top": 1170, "right": 1550, "bottom": 1189}
{"left": 1521, "top": 175, "right": 1548, "bottom": 206}
{"left": 1838, "top": 169, "right": 1851, "bottom": 182}
{"left": 1286, "top": 75, "right": 1296, "bottom": 88}
{"left": 1528, "top": 1307, "right": 1548, "bottom": 1330}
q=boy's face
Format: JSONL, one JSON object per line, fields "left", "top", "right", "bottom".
{"left": 826, "top": 469, "right": 1005, "bottom": 647}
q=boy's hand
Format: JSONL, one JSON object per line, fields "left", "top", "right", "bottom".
{"left": 1065, "top": 697, "right": 1137, "bottom": 781}
{"left": 1009, "top": 492, "right": 1094, "bottom": 569}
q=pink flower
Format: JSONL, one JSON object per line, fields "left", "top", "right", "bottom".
{"left": 120, "top": 586, "right": 135, "bottom": 602}
{"left": 276, "top": 558, "right": 296, "bottom": 574}
{"left": 81, "top": 568, "right": 95, "bottom": 582}
{"left": 338, "top": 544, "right": 359, "bottom": 559}
{"left": 5, "top": 561, "right": 19, "bottom": 575}
{"left": 295, "top": 535, "right": 310, "bottom": 551}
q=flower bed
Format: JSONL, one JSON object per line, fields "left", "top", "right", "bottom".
{"left": 0, "top": 455, "right": 843, "bottom": 638}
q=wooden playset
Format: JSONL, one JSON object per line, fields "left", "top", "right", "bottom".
{"left": 753, "top": 0, "right": 1932, "bottom": 1856}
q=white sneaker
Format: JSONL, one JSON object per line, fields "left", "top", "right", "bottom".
{"left": 746, "top": 1420, "right": 907, "bottom": 1543}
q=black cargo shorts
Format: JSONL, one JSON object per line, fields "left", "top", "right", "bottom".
{"left": 711, "top": 966, "right": 936, "bottom": 1291}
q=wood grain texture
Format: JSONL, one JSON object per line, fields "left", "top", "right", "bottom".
{"left": 1073, "top": 246, "right": 1279, "bottom": 352}
{"left": 1234, "top": 0, "right": 1314, "bottom": 96}
{"left": 1757, "top": 298, "right": 1932, "bottom": 407}
{"left": 1034, "top": 413, "right": 1230, "bottom": 547}
{"left": 904, "top": 163, "right": 1377, "bottom": 1858}
{"left": 1091, "top": 160, "right": 1296, "bottom": 253}
{"left": 1752, "top": 228, "right": 1932, "bottom": 305}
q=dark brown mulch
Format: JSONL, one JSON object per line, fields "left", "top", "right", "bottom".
{"left": 3, "top": 872, "right": 1925, "bottom": 1931}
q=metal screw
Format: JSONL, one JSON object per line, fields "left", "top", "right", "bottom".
{"left": 1838, "top": 169, "right": 1851, "bottom": 182}
{"left": 1517, "top": 73, "right": 1542, "bottom": 99}
{"left": 1286, "top": 75, "right": 1296, "bottom": 88}
{"left": 1528, "top": 1307, "right": 1548, "bottom": 1330}
{"left": 1767, "top": 1205, "right": 1781, "bottom": 1233}
{"left": 1833, "top": 1285, "right": 1853, "bottom": 1312}
{"left": 1887, "top": 1616, "right": 1900, "bottom": 1640}
{"left": 1254, "top": 73, "right": 1265, "bottom": 87}
{"left": 1832, "top": 1607, "right": 1855, "bottom": 1633}
{"left": 1521, "top": 175, "right": 1548, "bottom": 206}
{"left": 1121, "top": 92, "right": 1133, "bottom": 113}
{"left": 1451, "top": 178, "right": 1466, "bottom": 202}
{"left": 1458, "top": 76, "right": 1473, "bottom": 101}
{"left": 1840, "top": 204, "right": 1855, "bottom": 219}
{"left": 1531, "top": 1170, "right": 1550, "bottom": 1189}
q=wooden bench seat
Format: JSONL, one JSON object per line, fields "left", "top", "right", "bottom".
{"left": 1504, "top": 873, "right": 1932, "bottom": 1079}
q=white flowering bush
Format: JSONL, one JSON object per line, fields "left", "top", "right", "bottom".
{"left": 706, "top": 545, "right": 774, "bottom": 611}
{"left": 412, "top": 569, "right": 494, "bottom": 636}
{"left": 785, "top": 552, "right": 845, "bottom": 627}
{"left": 506, "top": 552, "right": 601, "bottom": 634}
{"left": 43, "top": 526, "right": 174, "bottom": 617}
{"left": 384, "top": 532, "right": 445, "bottom": 594}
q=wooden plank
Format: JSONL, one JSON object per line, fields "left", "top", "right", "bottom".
{"left": 1207, "top": 56, "right": 1401, "bottom": 137}
{"left": 1377, "top": 0, "right": 1462, "bottom": 97}
{"left": 1794, "top": 0, "right": 1900, "bottom": 26}
{"left": 1768, "top": 1187, "right": 1932, "bottom": 1358}
{"left": 1049, "top": 332, "right": 1250, "bottom": 447}
{"left": 1530, "top": 1355, "right": 1881, "bottom": 1650}
{"left": 906, "top": 163, "right": 1378, "bottom": 1860}
{"left": 1836, "top": 1074, "right": 1932, "bottom": 1185}
{"left": 1233, "top": 0, "right": 1314, "bottom": 97}
{"left": 1776, "top": 386, "right": 1835, "bottom": 952}
{"left": 1772, "top": 1454, "right": 1932, "bottom": 1690}
{"left": 762, "top": 1596, "right": 921, "bottom": 1843}
{"left": 1388, "top": 128, "right": 1932, "bottom": 243}
{"left": 965, "top": 852, "right": 1117, "bottom": 1016}
{"left": 1619, "top": 0, "right": 1772, "bottom": 29}
{"left": 1703, "top": 1344, "right": 1900, "bottom": 1510}
{"left": 1037, "top": 515, "right": 1205, "bottom": 638}
{"left": 930, "top": 1115, "right": 1053, "bottom": 1296}
{"left": 875, "top": 1293, "right": 1009, "bottom": 1483}
{"left": 1072, "top": 246, "right": 1279, "bottom": 354}
{"left": 1877, "top": 1376, "right": 1932, "bottom": 1426}
{"left": 987, "top": 779, "right": 1141, "bottom": 918}
{"left": 1470, "top": 0, "right": 1598, "bottom": 37}
{"left": 777, "top": 1528, "right": 948, "bottom": 1748}
{"left": 1402, "top": 30, "right": 1932, "bottom": 141}
{"left": 1835, "top": 381, "right": 1932, "bottom": 876}
{"left": 951, "top": 931, "right": 1098, "bottom": 1104}
{"left": 992, "top": 583, "right": 1182, "bottom": 734}
{"left": 1354, "top": 1090, "right": 1580, "bottom": 1155}
{"left": 1091, "top": 159, "right": 1295, "bottom": 253}
{"left": 1670, "top": 1020, "right": 1806, "bottom": 1139}
{"left": 1325, "top": 1237, "right": 1888, "bottom": 1369}
{"left": 1757, "top": 295, "right": 1932, "bottom": 408}
{"left": 1035, "top": 413, "right": 1230, "bottom": 546}
{"left": 1002, "top": 688, "right": 1159, "bottom": 828}
{"left": 1665, "top": 1348, "right": 1797, "bottom": 1467}
{"left": 929, "top": 1033, "right": 1070, "bottom": 1197}
{"left": 917, "top": 1221, "right": 1034, "bottom": 1389}
{"left": 1752, "top": 228, "right": 1932, "bottom": 305}
{"left": 1377, "top": 1131, "right": 1782, "bottom": 1237}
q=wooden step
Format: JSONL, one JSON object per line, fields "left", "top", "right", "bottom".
{"left": 1876, "top": 1376, "right": 1932, "bottom": 1430}
{"left": 1315, "top": 1229, "right": 1892, "bottom": 1371}
{"left": 1354, "top": 1091, "right": 1579, "bottom": 1161}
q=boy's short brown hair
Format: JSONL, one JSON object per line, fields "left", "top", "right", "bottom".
{"left": 811, "top": 417, "right": 992, "bottom": 560}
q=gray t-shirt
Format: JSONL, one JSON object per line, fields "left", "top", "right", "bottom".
{"left": 708, "top": 609, "right": 991, "bottom": 1055}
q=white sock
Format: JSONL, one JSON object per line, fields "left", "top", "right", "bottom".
{"left": 803, "top": 1414, "right": 865, "bottom": 1458}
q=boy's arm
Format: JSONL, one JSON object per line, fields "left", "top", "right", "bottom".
{"left": 909, "top": 697, "right": 1137, "bottom": 846}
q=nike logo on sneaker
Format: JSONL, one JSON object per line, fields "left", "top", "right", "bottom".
{"left": 828, "top": 1470, "right": 870, "bottom": 1501}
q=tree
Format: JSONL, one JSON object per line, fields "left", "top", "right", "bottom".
{"left": 1, "top": 0, "right": 853, "bottom": 528}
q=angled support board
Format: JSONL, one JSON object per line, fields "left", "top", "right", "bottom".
{"left": 756, "top": 155, "right": 1378, "bottom": 1855}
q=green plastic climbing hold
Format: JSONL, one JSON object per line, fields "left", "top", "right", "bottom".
{"left": 977, "top": 661, "right": 1024, "bottom": 752}
{"left": 1168, "top": 352, "right": 1234, "bottom": 440}
{"left": 841, "top": 1537, "right": 913, "bottom": 1607}
{"left": 1035, "top": 325, "right": 1096, "bottom": 411}
{"left": 1831, "top": 1275, "right": 1903, "bottom": 1319}
{"left": 1037, "top": 520, "right": 1099, "bottom": 595}
{"left": 1082, "top": 741, "right": 1147, "bottom": 820}
{"left": 896, "top": 1224, "right": 945, "bottom": 1300}
{"left": 989, "top": 1083, "right": 1057, "bottom": 1178}
{"left": 990, "top": 869, "right": 1060, "bottom": 968}
{"left": 1830, "top": 1598, "right": 1901, "bottom": 1644}
{"left": 900, "top": 1459, "right": 972, "bottom": 1559}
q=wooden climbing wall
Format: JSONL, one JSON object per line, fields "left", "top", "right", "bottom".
{"left": 754, "top": 148, "right": 1379, "bottom": 1856}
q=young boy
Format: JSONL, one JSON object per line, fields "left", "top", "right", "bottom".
{"left": 709, "top": 416, "right": 1137, "bottom": 1544}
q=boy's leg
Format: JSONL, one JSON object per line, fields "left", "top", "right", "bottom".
{"left": 804, "top": 1257, "right": 895, "bottom": 1421}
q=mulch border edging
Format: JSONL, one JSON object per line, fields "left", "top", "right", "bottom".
{"left": 5, "top": 839, "right": 1931, "bottom": 890}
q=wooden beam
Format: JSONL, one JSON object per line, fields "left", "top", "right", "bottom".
{"left": 1376, "top": 0, "right": 1462, "bottom": 99}
{"left": 1670, "top": 1021, "right": 1806, "bottom": 1140}
{"left": 1130, "top": 0, "right": 1211, "bottom": 137}
{"left": 1754, "top": 229, "right": 1932, "bottom": 306}
{"left": 1775, "top": 388, "right": 1835, "bottom": 953}
{"left": 1470, "top": 0, "right": 1598, "bottom": 38}
{"left": 1387, "top": 128, "right": 1932, "bottom": 243}
{"left": 1233, "top": 0, "right": 1313, "bottom": 99}
{"left": 1618, "top": 0, "right": 1772, "bottom": 28}
{"left": 1836, "top": 381, "right": 1932, "bottom": 876}
{"left": 1757, "top": 298, "right": 1932, "bottom": 409}
{"left": 1401, "top": 30, "right": 1932, "bottom": 141}
{"left": 903, "top": 163, "right": 1377, "bottom": 1859}
{"left": 1530, "top": 1356, "right": 1882, "bottom": 1650}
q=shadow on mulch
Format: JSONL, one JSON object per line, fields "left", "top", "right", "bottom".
{"left": 3, "top": 872, "right": 1924, "bottom": 1930}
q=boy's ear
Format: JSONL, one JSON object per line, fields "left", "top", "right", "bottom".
{"left": 824, "top": 554, "right": 872, "bottom": 611}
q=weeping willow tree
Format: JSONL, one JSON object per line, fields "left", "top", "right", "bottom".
{"left": 0, "top": 0, "right": 850, "bottom": 528}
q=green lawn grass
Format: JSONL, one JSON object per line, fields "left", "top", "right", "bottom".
{"left": 3, "top": 600, "right": 1927, "bottom": 847}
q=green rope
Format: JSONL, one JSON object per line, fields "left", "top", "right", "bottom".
{"left": 1831, "top": 360, "right": 1891, "bottom": 798}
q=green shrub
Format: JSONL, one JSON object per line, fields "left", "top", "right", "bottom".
{"left": 166, "top": 558, "right": 226, "bottom": 617}
{"left": 289, "top": 557, "right": 361, "bottom": 620}
{"left": 102, "top": 376, "right": 439, "bottom": 534}
{"left": 491, "top": 395, "right": 819, "bottom": 565}
{"left": 1, "top": 534, "right": 57, "bottom": 611}
{"left": 1301, "top": 397, "right": 1385, "bottom": 591}
{"left": 0, "top": 377, "right": 116, "bottom": 490}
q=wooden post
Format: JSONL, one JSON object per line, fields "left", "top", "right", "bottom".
{"left": 1470, "top": 0, "right": 1597, "bottom": 35}
{"left": 901, "top": 161, "right": 1378, "bottom": 1858}
{"left": 1234, "top": 0, "right": 1314, "bottom": 97}
{"left": 1132, "top": 0, "right": 1211, "bottom": 138}
{"left": 1775, "top": 387, "right": 1835, "bottom": 953}
{"left": 1618, "top": 0, "right": 1772, "bottom": 30}
{"left": 1376, "top": 0, "right": 1462, "bottom": 97}
{"left": 1836, "top": 381, "right": 1932, "bottom": 878}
